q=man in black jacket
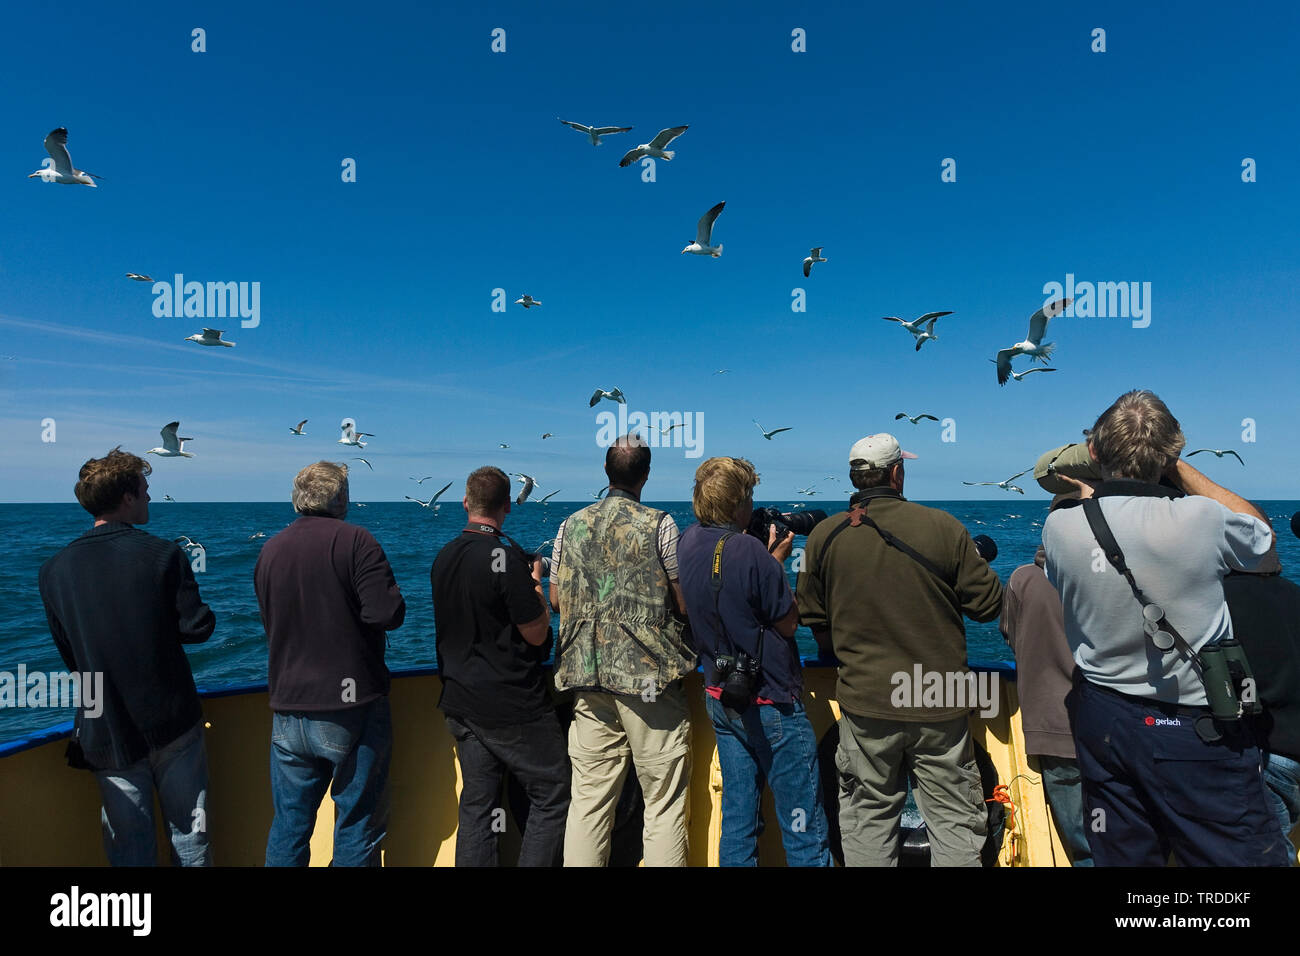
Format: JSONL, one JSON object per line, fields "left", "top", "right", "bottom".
{"left": 39, "top": 448, "right": 216, "bottom": 866}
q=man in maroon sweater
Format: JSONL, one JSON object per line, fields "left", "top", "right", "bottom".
{"left": 255, "top": 461, "right": 406, "bottom": 866}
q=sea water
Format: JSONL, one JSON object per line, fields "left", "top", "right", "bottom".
{"left": 3, "top": 500, "right": 1298, "bottom": 746}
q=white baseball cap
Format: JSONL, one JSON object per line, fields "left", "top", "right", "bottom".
{"left": 849, "top": 433, "right": 917, "bottom": 470}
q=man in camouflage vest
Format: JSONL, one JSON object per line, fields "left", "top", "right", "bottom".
{"left": 549, "top": 434, "right": 695, "bottom": 866}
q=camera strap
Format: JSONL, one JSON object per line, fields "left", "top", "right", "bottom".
{"left": 819, "top": 503, "right": 949, "bottom": 584}
{"left": 710, "top": 532, "right": 764, "bottom": 664}
{"left": 1080, "top": 498, "right": 1205, "bottom": 678}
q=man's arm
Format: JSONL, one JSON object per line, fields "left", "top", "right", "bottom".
{"left": 353, "top": 533, "right": 406, "bottom": 630}
{"left": 953, "top": 530, "right": 1003, "bottom": 623}
{"left": 174, "top": 546, "right": 216, "bottom": 644}
{"left": 548, "top": 521, "right": 565, "bottom": 612}
{"left": 998, "top": 573, "right": 1020, "bottom": 655}
{"left": 659, "top": 515, "right": 687, "bottom": 616}
{"left": 1168, "top": 459, "right": 1273, "bottom": 531}
{"left": 512, "top": 555, "right": 553, "bottom": 647}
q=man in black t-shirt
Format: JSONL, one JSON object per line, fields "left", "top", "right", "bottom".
{"left": 431, "top": 466, "right": 570, "bottom": 866}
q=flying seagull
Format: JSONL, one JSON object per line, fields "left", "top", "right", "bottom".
{"left": 29, "top": 128, "right": 101, "bottom": 186}
{"left": 619, "top": 125, "right": 688, "bottom": 167}
{"left": 410, "top": 476, "right": 434, "bottom": 484}
{"left": 659, "top": 422, "right": 688, "bottom": 435}
{"left": 147, "top": 421, "right": 195, "bottom": 459}
{"left": 881, "top": 311, "right": 953, "bottom": 352}
{"left": 406, "top": 481, "right": 454, "bottom": 508}
{"left": 802, "top": 247, "right": 827, "bottom": 278}
{"left": 796, "top": 486, "right": 818, "bottom": 496}
{"left": 713, "top": 368, "right": 730, "bottom": 375}
{"left": 1187, "top": 448, "right": 1245, "bottom": 465}
{"left": 351, "top": 457, "right": 373, "bottom": 471}
{"left": 589, "top": 387, "right": 626, "bottom": 407}
{"left": 338, "top": 419, "right": 373, "bottom": 448}
{"left": 754, "top": 419, "right": 792, "bottom": 440}
{"left": 126, "top": 273, "right": 153, "bottom": 282}
{"left": 592, "top": 485, "right": 610, "bottom": 499}
{"left": 994, "top": 298, "right": 1071, "bottom": 386}
{"left": 963, "top": 468, "right": 1032, "bottom": 494}
{"left": 558, "top": 118, "right": 633, "bottom": 146}
{"left": 515, "top": 294, "right": 541, "bottom": 309}
{"left": 289, "top": 419, "right": 308, "bottom": 436}
{"left": 539, "top": 489, "right": 562, "bottom": 504}
{"left": 174, "top": 535, "right": 202, "bottom": 551}
{"left": 499, "top": 442, "right": 510, "bottom": 449}
{"left": 185, "top": 328, "right": 235, "bottom": 348}
{"left": 682, "top": 201, "right": 725, "bottom": 257}
{"left": 989, "top": 365, "right": 1058, "bottom": 382}
{"left": 514, "top": 473, "right": 538, "bottom": 505}
{"left": 248, "top": 532, "right": 267, "bottom": 540}
{"left": 895, "top": 413, "right": 940, "bottom": 424}
{"left": 541, "top": 432, "right": 554, "bottom": 439}
{"left": 163, "top": 495, "right": 177, "bottom": 502}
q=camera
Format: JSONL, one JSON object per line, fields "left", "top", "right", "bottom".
{"left": 523, "top": 553, "right": 552, "bottom": 578}
{"left": 971, "top": 534, "right": 997, "bottom": 562}
{"left": 714, "top": 651, "right": 762, "bottom": 713}
{"left": 746, "top": 507, "right": 828, "bottom": 543}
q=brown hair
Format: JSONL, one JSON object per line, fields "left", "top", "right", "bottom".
{"left": 849, "top": 466, "right": 891, "bottom": 490}
{"left": 293, "top": 462, "right": 349, "bottom": 516}
{"left": 465, "top": 466, "right": 511, "bottom": 515}
{"left": 606, "top": 433, "right": 651, "bottom": 487}
{"left": 75, "top": 447, "right": 151, "bottom": 517}
{"left": 692, "top": 457, "right": 759, "bottom": 526}
{"left": 1089, "top": 390, "right": 1185, "bottom": 483}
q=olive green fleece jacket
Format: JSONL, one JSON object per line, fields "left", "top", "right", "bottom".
{"left": 796, "top": 487, "right": 1003, "bottom": 721}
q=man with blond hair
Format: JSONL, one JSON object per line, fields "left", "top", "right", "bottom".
{"left": 39, "top": 447, "right": 216, "bottom": 866}
{"left": 255, "top": 461, "right": 406, "bottom": 866}
{"left": 549, "top": 434, "right": 695, "bottom": 866}
{"left": 1044, "top": 390, "right": 1289, "bottom": 865}
{"left": 676, "top": 457, "right": 832, "bottom": 865}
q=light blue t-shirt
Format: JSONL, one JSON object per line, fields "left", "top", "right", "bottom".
{"left": 1043, "top": 492, "right": 1273, "bottom": 705}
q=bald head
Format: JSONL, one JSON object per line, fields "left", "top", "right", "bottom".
{"left": 606, "top": 434, "right": 650, "bottom": 489}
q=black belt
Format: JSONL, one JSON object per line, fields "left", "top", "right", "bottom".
{"left": 1078, "top": 676, "right": 1214, "bottom": 719}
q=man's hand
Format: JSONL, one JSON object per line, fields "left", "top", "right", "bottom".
{"left": 531, "top": 557, "right": 545, "bottom": 584}
{"left": 1055, "top": 473, "right": 1100, "bottom": 500}
{"left": 768, "top": 526, "right": 795, "bottom": 563}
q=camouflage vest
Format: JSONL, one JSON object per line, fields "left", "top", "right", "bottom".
{"left": 553, "top": 494, "right": 694, "bottom": 695}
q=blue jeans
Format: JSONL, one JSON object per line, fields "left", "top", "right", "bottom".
{"left": 706, "top": 694, "right": 832, "bottom": 867}
{"left": 1037, "top": 755, "right": 1093, "bottom": 867}
{"left": 266, "top": 697, "right": 392, "bottom": 867}
{"left": 93, "top": 720, "right": 211, "bottom": 866}
{"left": 1262, "top": 751, "right": 1300, "bottom": 864}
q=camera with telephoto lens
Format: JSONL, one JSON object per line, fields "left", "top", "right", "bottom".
{"left": 713, "top": 651, "right": 763, "bottom": 713}
{"left": 746, "top": 507, "right": 828, "bottom": 543}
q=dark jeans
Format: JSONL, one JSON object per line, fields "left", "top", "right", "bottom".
{"left": 266, "top": 697, "right": 392, "bottom": 867}
{"left": 445, "top": 711, "right": 570, "bottom": 866}
{"left": 1037, "top": 755, "right": 1093, "bottom": 866}
{"left": 1069, "top": 679, "right": 1289, "bottom": 867}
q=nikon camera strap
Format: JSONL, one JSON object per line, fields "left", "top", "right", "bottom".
{"left": 1080, "top": 497, "right": 1205, "bottom": 678}
{"left": 710, "top": 532, "right": 764, "bottom": 663}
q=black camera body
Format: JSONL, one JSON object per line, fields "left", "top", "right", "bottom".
{"left": 746, "top": 507, "right": 828, "bottom": 543}
{"left": 522, "top": 553, "right": 552, "bottom": 578}
{"left": 713, "top": 651, "right": 763, "bottom": 712}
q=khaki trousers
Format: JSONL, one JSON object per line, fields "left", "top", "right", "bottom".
{"left": 836, "top": 711, "right": 986, "bottom": 867}
{"left": 563, "top": 681, "right": 691, "bottom": 867}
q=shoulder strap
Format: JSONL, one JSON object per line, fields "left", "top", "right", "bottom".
{"left": 1080, "top": 498, "right": 1203, "bottom": 674}
{"left": 817, "top": 503, "right": 949, "bottom": 584}
{"left": 711, "top": 532, "right": 737, "bottom": 655}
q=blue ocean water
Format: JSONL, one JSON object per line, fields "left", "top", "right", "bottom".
{"left": 3, "top": 500, "right": 1298, "bottom": 746}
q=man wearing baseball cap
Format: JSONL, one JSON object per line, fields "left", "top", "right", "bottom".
{"left": 797, "top": 433, "right": 1003, "bottom": 866}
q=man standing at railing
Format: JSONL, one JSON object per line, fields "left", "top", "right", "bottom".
{"left": 39, "top": 448, "right": 215, "bottom": 866}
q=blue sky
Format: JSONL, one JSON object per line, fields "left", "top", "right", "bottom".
{"left": 2, "top": 0, "right": 1298, "bottom": 503}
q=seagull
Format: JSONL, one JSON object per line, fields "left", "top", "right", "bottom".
{"left": 558, "top": 118, "right": 633, "bottom": 146}
{"left": 163, "top": 495, "right": 177, "bottom": 502}
{"left": 351, "top": 457, "right": 373, "bottom": 471}
{"left": 802, "top": 247, "right": 827, "bottom": 278}
{"left": 895, "top": 413, "right": 940, "bottom": 425}
{"left": 406, "top": 479, "right": 453, "bottom": 508}
{"left": 539, "top": 489, "right": 562, "bottom": 504}
{"left": 989, "top": 365, "right": 1058, "bottom": 382}
{"left": 174, "top": 534, "right": 200, "bottom": 547}
{"left": 541, "top": 432, "right": 554, "bottom": 440}
{"left": 289, "top": 419, "right": 308, "bottom": 436}
{"left": 248, "top": 532, "right": 267, "bottom": 541}
{"left": 1187, "top": 448, "right": 1245, "bottom": 465}
{"left": 713, "top": 369, "right": 730, "bottom": 375}
{"left": 499, "top": 442, "right": 510, "bottom": 449}
{"left": 147, "top": 422, "right": 195, "bottom": 458}
{"left": 28, "top": 128, "right": 101, "bottom": 186}
{"left": 184, "top": 328, "right": 235, "bottom": 348}
{"left": 410, "top": 476, "right": 434, "bottom": 484}
{"left": 660, "top": 422, "right": 688, "bottom": 435}
{"left": 963, "top": 468, "right": 1032, "bottom": 494}
{"left": 515, "top": 294, "right": 541, "bottom": 309}
{"left": 796, "top": 486, "right": 818, "bottom": 496}
{"left": 126, "top": 273, "right": 153, "bottom": 282}
{"left": 994, "top": 298, "right": 1071, "bottom": 386}
{"left": 682, "top": 201, "right": 725, "bottom": 257}
{"left": 514, "top": 473, "right": 538, "bottom": 505}
{"left": 338, "top": 419, "right": 373, "bottom": 448}
{"left": 592, "top": 486, "right": 610, "bottom": 499}
{"left": 589, "top": 387, "right": 626, "bottom": 407}
{"left": 754, "top": 419, "right": 792, "bottom": 440}
{"left": 619, "top": 125, "right": 688, "bottom": 167}
{"left": 882, "top": 312, "right": 953, "bottom": 349}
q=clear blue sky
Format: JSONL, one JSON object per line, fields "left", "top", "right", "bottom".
{"left": 2, "top": 0, "right": 1297, "bottom": 503}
